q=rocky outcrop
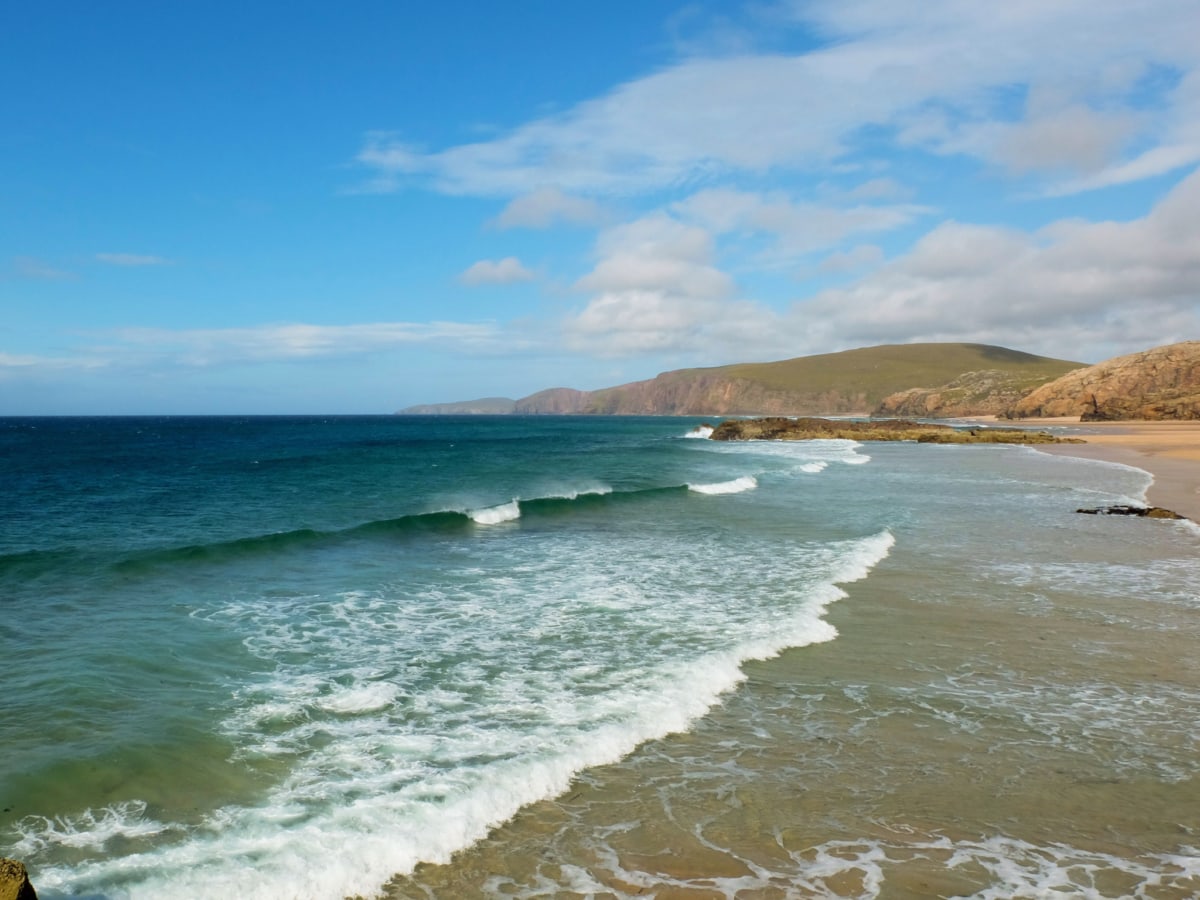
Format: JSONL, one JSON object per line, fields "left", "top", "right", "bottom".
{"left": 874, "top": 368, "right": 1083, "bottom": 418}
{"left": 1007, "top": 342, "right": 1200, "bottom": 420}
{"left": 709, "top": 417, "right": 1078, "bottom": 444}
{"left": 0, "top": 859, "right": 38, "bottom": 900}
{"left": 1077, "top": 504, "right": 1187, "bottom": 520}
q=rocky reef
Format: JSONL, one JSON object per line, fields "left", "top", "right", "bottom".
{"left": 1076, "top": 504, "right": 1186, "bottom": 520}
{"left": 708, "top": 417, "right": 1079, "bottom": 444}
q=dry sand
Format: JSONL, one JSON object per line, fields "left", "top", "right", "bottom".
{"left": 981, "top": 417, "right": 1200, "bottom": 521}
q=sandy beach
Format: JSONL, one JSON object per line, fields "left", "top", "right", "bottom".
{"left": 977, "top": 418, "right": 1200, "bottom": 522}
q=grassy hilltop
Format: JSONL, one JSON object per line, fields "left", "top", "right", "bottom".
{"left": 400, "top": 343, "right": 1087, "bottom": 417}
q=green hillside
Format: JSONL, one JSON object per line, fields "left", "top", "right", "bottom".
{"left": 714, "top": 343, "right": 1083, "bottom": 405}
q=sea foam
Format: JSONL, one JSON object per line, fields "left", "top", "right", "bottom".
{"left": 26, "top": 523, "right": 895, "bottom": 900}
{"left": 468, "top": 499, "right": 521, "bottom": 524}
{"left": 688, "top": 475, "right": 757, "bottom": 494}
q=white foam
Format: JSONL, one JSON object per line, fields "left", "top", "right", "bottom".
{"left": 683, "top": 424, "right": 714, "bottom": 439}
{"left": 798, "top": 460, "right": 828, "bottom": 473}
{"left": 317, "top": 681, "right": 400, "bottom": 714}
{"left": 468, "top": 499, "right": 521, "bottom": 524}
{"left": 688, "top": 475, "right": 758, "bottom": 495}
{"left": 10, "top": 801, "right": 179, "bottom": 857}
{"left": 485, "top": 828, "right": 1200, "bottom": 899}
{"left": 32, "top": 523, "right": 896, "bottom": 900}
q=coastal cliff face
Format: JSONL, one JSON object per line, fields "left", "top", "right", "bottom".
{"left": 874, "top": 368, "right": 1080, "bottom": 418}
{"left": 514, "top": 388, "right": 591, "bottom": 414}
{"left": 396, "top": 343, "right": 1083, "bottom": 417}
{"left": 1006, "top": 341, "right": 1200, "bottom": 420}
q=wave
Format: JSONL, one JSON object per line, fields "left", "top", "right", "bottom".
{"left": 77, "top": 485, "right": 694, "bottom": 574}
{"left": 688, "top": 475, "right": 758, "bottom": 495}
{"left": 468, "top": 499, "right": 521, "bottom": 525}
{"left": 18, "top": 528, "right": 896, "bottom": 900}
{"left": 682, "top": 424, "right": 713, "bottom": 439}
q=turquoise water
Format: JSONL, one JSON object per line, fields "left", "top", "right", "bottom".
{"left": 2, "top": 416, "right": 1198, "bottom": 899}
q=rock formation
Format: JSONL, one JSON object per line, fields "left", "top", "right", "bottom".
{"left": 708, "top": 417, "right": 1077, "bottom": 444}
{"left": 1077, "top": 504, "right": 1186, "bottom": 520}
{"left": 0, "top": 859, "right": 38, "bottom": 900}
{"left": 1007, "top": 341, "right": 1200, "bottom": 420}
{"left": 874, "top": 368, "right": 1082, "bottom": 418}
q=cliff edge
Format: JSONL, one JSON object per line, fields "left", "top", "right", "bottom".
{"left": 1006, "top": 341, "right": 1200, "bottom": 420}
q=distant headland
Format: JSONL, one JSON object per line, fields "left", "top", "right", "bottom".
{"left": 398, "top": 341, "right": 1200, "bottom": 421}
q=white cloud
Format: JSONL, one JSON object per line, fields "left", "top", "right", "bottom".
{"left": 819, "top": 244, "right": 885, "bottom": 273}
{"left": 672, "top": 188, "right": 928, "bottom": 259}
{"left": 0, "top": 351, "right": 107, "bottom": 371}
{"left": 95, "top": 253, "right": 173, "bottom": 267}
{"left": 353, "top": 0, "right": 1200, "bottom": 197}
{"left": 106, "top": 321, "right": 504, "bottom": 366}
{"left": 459, "top": 257, "right": 536, "bottom": 285}
{"left": 800, "top": 165, "right": 1200, "bottom": 358}
{"left": 491, "top": 188, "right": 607, "bottom": 229}
{"left": 566, "top": 214, "right": 752, "bottom": 356}
{"left": 12, "top": 256, "right": 76, "bottom": 280}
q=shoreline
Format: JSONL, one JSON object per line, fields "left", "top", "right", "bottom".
{"left": 971, "top": 417, "right": 1200, "bottom": 521}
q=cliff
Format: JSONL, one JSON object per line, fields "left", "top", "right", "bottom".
{"left": 1006, "top": 341, "right": 1200, "bottom": 420}
{"left": 398, "top": 397, "right": 516, "bottom": 415}
{"left": 400, "top": 343, "right": 1082, "bottom": 416}
{"left": 874, "top": 368, "right": 1083, "bottom": 418}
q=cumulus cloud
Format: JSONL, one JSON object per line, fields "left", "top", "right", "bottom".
{"left": 801, "top": 165, "right": 1200, "bottom": 357}
{"left": 672, "top": 188, "right": 928, "bottom": 259}
{"left": 459, "top": 257, "right": 536, "bottom": 285}
{"left": 491, "top": 188, "right": 607, "bottom": 229}
{"left": 566, "top": 214, "right": 757, "bottom": 356}
{"left": 95, "top": 253, "right": 173, "bottom": 266}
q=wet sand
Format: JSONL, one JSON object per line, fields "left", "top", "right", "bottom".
{"left": 995, "top": 418, "right": 1200, "bottom": 521}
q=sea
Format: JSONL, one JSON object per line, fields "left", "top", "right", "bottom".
{"left": 2, "top": 415, "right": 1198, "bottom": 900}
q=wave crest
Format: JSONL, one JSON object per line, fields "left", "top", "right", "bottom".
{"left": 688, "top": 476, "right": 758, "bottom": 495}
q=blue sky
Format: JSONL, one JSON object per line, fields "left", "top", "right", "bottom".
{"left": 4, "top": 0, "right": 1200, "bottom": 414}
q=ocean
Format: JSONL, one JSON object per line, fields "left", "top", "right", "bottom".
{"left": 1, "top": 415, "right": 1198, "bottom": 899}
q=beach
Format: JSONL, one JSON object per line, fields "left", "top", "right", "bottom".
{"left": 1028, "top": 419, "right": 1200, "bottom": 522}
{"left": 4, "top": 416, "right": 1199, "bottom": 899}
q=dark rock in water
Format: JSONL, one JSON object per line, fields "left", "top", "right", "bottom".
{"left": 709, "top": 416, "right": 1077, "bottom": 444}
{"left": 0, "top": 858, "right": 38, "bottom": 900}
{"left": 1076, "top": 505, "right": 1186, "bottom": 520}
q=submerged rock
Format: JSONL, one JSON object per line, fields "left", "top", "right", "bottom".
{"left": 0, "top": 859, "right": 38, "bottom": 900}
{"left": 1077, "top": 505, "right": 1187, "bottom": 520}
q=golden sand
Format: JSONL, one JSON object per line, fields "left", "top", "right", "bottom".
{"left": 1002, "top": 418, "right": 1200, "bottom": 521}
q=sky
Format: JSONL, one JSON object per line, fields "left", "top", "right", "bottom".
{"left": 4, "top": 0, "right": 1200, "bottom": 414}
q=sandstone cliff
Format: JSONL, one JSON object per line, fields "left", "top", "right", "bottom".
{"left": 874, "top": 368, "right": 1082, "bottom": 418}
{"left": 1006, "top": 341, "right": 1200, "bottom": 420}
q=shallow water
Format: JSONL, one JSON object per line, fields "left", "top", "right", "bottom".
{"left": 2, "top": 418, "right": 1197, "bottom": 899}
